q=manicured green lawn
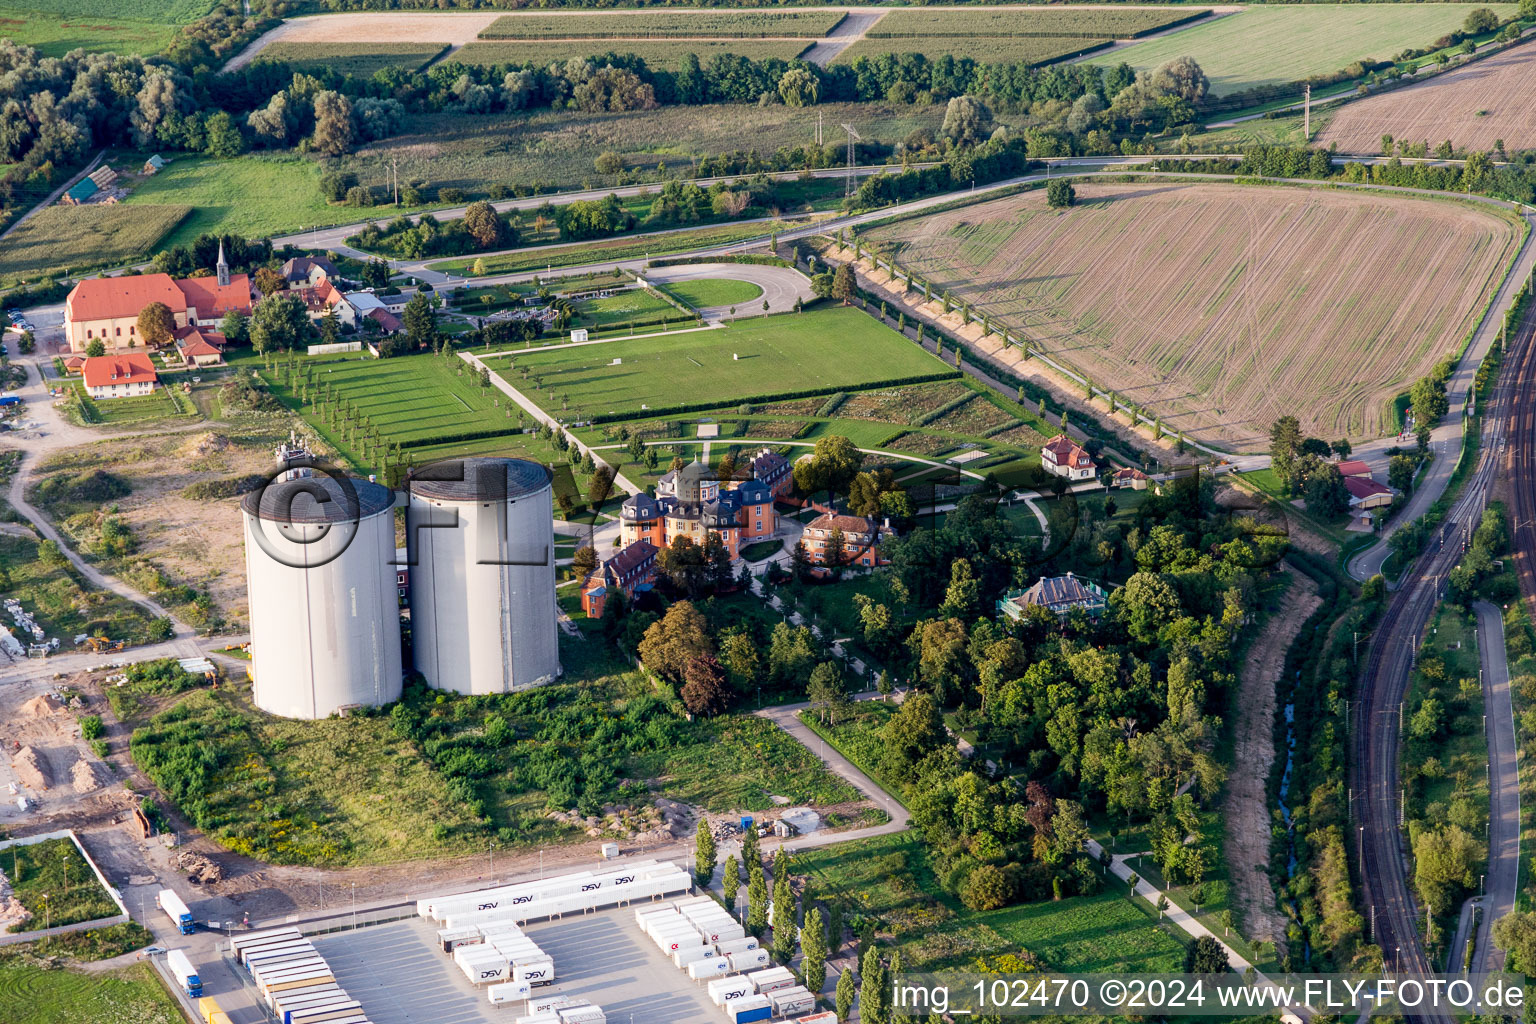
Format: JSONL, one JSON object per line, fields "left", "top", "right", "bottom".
{"left": 574, "top": 289, "right": 678, "bottom": 329}
{"left": 503, "top": 307, "right": 955, "bottom": 420}
{"left": 1087, "top": 4, "right": 1519, "bottom": 95}
{"left": 739, "top": 539, "right": 783, "bottom": 561}
{"left": 659, "top": 277, "right": 764, "bottom": 310}
{"left": 796, "top": 831, "right": 1189, "bottom": 971}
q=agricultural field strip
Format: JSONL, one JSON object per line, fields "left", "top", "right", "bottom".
{"left": 452, "top": 40, "right": 813, "bottom": 68}
{"left": 834, "top": 36, "right": 1115, "bottom": 65}
{"left": 864, "top": 7, "right": 1207, "bottom": 40}
{"left": 1314, "top": 38, "right": 1536, "bottom": 154}
{"left": 258, "top": 42, "right": 449, "bottom": 74}
{"left": 478, "top": 11, "right": 846, "bottom": 38}
{"left": 1085, "top": 4, "right": 1523, "bottom": 94}
{"left": 0, "top": 204, "right": 190, "bottom": 285}
{"left": 865, "top": 182, "right": 1522, "bottom": 447}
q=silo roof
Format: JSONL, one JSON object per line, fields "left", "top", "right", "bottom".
{"left": 241, "top": 474, "right": 395, "bottom": 524}
{"left": 408, "top": 457, "right": 553, "bottom": 502}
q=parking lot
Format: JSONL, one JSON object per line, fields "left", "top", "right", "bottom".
{"left": 313, "top": 906, "right": 721, "bottom": 1024}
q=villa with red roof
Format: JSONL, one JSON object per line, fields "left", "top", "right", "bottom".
{"left": 802, "top": 505, "right": 893, "bottom": 567}
{"left": 82, "top": 353, "right": 158, "bottom": 399}
{"left": 64, "top": 243, "right": 252, "bottom": 352}
{"left": 580, "top": 540, "right": 659, "bottom": 618}
{"left": 1041, "top": 434, "right": 1096, "bottom": 481}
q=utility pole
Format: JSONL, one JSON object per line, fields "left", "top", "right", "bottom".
{"left": 816, "top": 111, "right": 823, "bottom": 147}
{"left": 841, "top": 123, "right": 861, "bottom": 198}
{"left": 1303, "top": 83, "right": 1311, "bottom": 140}
{"left": 392, "top": 156, "right": 399, "bottom": 207}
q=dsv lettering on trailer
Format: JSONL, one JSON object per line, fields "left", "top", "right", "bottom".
{"left": 525, "top": 970, "right": 548, "bottom": 980}
{"left": 477, "top": 902, "right": 499, "bottom": 911}
{"left": 614, "top": 876, "right": 635, "bottom": 885}
{"left": 512, "top": 895, "right": 534, "bottom": 904}
{"left": 582, "top": 882, "right": 602, "bottom": 891}
{"left": 479, "top": 969, "right": 501, "bottom": 980}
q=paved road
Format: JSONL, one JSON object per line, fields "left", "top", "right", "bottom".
{"left": 1474, "top": 600, "right": 1522, "bottom": 969}
{"left": 642, "top": 261, "right": 813, "bottom": 317}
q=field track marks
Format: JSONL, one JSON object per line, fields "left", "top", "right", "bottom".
{"left": 223, "top": 12, "right": 500, "bottom": 72}
{"left": 800, "top": 10, "right": 885, "bottom": 66}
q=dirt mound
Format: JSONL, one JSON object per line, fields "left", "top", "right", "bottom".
{"left": 70, "top": 758, "right": 108, "bottom": 794}
{"left": 20, "top": 694, "right": 61, "bottom": 717}
{"left": 179, "top": 432, "right": 231, "bottom": 458}
{"left": 178, "top": 851, "right": 224, "bottom": 884}
{"left": 12, "top": 746, "right": 48, "bottom": 790}
{"left": 0, "top": 873, "right": 30, "bottom": 931}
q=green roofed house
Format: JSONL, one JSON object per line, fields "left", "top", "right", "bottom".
{"left": 62, "top": 177, "right": 98, "bottom": 205}
{"left": 997, "top": 573, "right": 1108, "bottom": 621}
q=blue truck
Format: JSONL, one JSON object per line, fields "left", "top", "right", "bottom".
{"left": 158, "top": 889, "right": 195, "bottom": 935}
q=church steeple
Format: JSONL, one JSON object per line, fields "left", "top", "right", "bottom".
{"left": 215, "top": 239, "right": 229, "bottom": 287}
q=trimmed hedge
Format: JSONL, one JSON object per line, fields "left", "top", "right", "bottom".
{"left": 915, "top": 391, "right": 977, "bottom": 427}
{"left": 649, "top": 254, "right": 795, "bottom": 270}
{"left": 587, "top": 370, "right": 962, "bottom": 425}
{"left": 817, "top": 392, "right": 848, "bottom": 417}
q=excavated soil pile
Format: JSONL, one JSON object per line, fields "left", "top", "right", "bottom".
{"left": 20, "top": 694, "right": 62, "bottom": 717}
{"left": 178, "top": 851, "right": 225, "bottom": 884}
{"left": 12, "top": 746, "right": 49, "bottom": 790}
{"left": 70, "top": 758, "right": 108, "bottom": 794}
{"left": 0, "top": 872, "right": 30, "bottom": 931}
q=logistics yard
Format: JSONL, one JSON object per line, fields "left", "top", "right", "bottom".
{"left": 865, "top": 181, "right": 1524, "bottom": 448}
{"left": 11, "top": 0, "right": 1536, "bottom": 1018}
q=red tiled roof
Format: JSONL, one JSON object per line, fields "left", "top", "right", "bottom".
{"left": 82, "top": 353, "right": 157, "bottom": 389}
{"left": 67, "top": 274, "right": 186, "bottom": 321}
{"left": 176, "top": 273, "right": 251, "bottom": 319}
{"left": 1113, "top": 467, "right": 1148, "bottom": 480}
{"left": 1043, "top": 433, "right": 1093, "bottom": 468}
{"left": 174, "top": 327, "right": 227, "bottom": 359}
{"left": 366, "top": 307, "right": 402, "bottom": 333}
{"left": 807, "top": 512, "right": 879, "bottom": 535}
{"left": 1344, "top": 476, "right": 1392, "bottom": 500}
{"left": 1335, "top": 460, "right": 1372, "bottom": 478}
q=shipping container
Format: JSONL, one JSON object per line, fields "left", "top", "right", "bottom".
{"left": 746, "top": 966, "right": 795, "bottom": 993}
{"left": 715, "top": 937, "right": 759, "bottom": 956}
{"left": 419, "top": 862, "right": 668, "bottom": 920}
{"left": 558, "top": 1007, "right": 607, "bottom": 1024}
{"left": 769, "top": 986, "right": 815, "bottom": 1016}
{"left": 687, "top": 956, "right": 731, "bottom": 981}
{"left": 245, "top": 943, "right": 319, "bottom": 969}
{"left": 691, "top": 921, "right": 744, "bottom": 945}
{"left": 252, "top": 955, "right": 329, "bottom": 976}
{"left": 635, "top": 902, "right": 676, "bottom": 927}
{"left": 724, "top": 994, "right": 773, "bottom": 1024}
{"left": 797, "top": 1013, "right": 839, "bottom": 1023}
{"left": 237, "top": 935, "right": 313, "bottom": 961}
{"left": 231, "top": 927, "right": 303, "bottom": 953}
{"left": 461, "top": 958, "right": 509, "bottom": 985}
{"left": 513, "top": 1015, "right": 562, "bottom": 1024}
{"left": 285, "top": 999, "right": 365, "bottom": 1024}
{"left": 438, "top": 926, "right": 482, "bottom": 952}
{"left": 728, "top": 948, "right": 771, "bottom": 973}
{"left": 167, "top": 949, "right": 202, "bottom": 997}
{"left": 197, "top": 995, "right": 224, "bottom": 1024}
{"left": 158, "top": 890, "right": 195, "bottom": 935}
{"left": 488, "top": 979, "right": 533, "bottom": 1005}
{"left": 673, "top": 944, "right": 714, "bottom": 969}
{"left": 527, "top": 996, "right": 586, "bottom": 1016}
{"left": 708, "top": 976, "right": 753, "bottom": 1006}
{"left": 515, "top": 956, "right": 556, "bottom": 986}
{"left": 262, "top": 971, "right": 336, "bottom": 993}
{"left": 271, "top": 986, "right": 345, "bottom": 1014}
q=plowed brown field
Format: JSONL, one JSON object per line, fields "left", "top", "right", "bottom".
{"left": 1314, "top": 41, "right": 1536, "bottom": 154}
{"left": 867, "top": 183, "right": 1521, "bottom": 448}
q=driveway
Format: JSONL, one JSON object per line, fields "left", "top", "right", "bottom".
{"left": 642, "top": 262, "right": 813, "bottom": 319}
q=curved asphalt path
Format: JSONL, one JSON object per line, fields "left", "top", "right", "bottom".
{"left": 642, "top": 261, "right": 811, "bottom": 317}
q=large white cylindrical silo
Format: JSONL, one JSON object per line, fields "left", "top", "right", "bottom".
{"left": 407, "top": 457, "right": 561, "bottom": 695}
{"left": 241, "top": 471, "right": 402, "bottom": 719}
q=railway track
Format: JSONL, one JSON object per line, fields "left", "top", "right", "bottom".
{"left": 1351, "top": 292, "right": 1532, "bottom": 1011}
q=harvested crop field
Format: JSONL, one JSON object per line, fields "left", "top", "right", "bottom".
{"left": 1086, "top": 4, "right": 1519, "bottom": 95}
{"left": 452, "top": 39, "right": 811, "bottom": 69}
{"left": 867, "top": 183, "right": 1522, "bottom": 448}
{"left": 477, "top": 11, "right": 844, "bottom": 38}
{"left": 223, "top": 11, "right": 501, "bottom": 71}
{"left": 835, "top": 35, "right": 1112, "bottom": 66}
{"left": 1313, "top": 41, "right": 1536, "bottom": 154}
{"left": 258, "top": 42, "right": 449, "bottom": 74}
{"left": 862, "top": 7, "right": 1208, "bottom": 41}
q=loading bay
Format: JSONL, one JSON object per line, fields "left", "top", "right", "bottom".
{"left": 311, "top": 906, "right": 721, "bottom": 1024}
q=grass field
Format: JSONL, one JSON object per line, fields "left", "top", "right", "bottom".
{"left": 452, "top": 39, "right": 810, "bottom": 69}
{"left": 478, "top": 10, "right": 842, "bottom": 38}
{"left": 658, "top": 278, "right": 763, "bottom": 309}
{"left": 432, "top": 220, "right": 785, "bottom": 276}
{"left": 1087, "top": 4, "right": 1520, "bottom": 95}
{"left": 338, "top": 102, "right": 947, "bottom": 198}
{"left": 573, "top": 289, "right": 678, "bottom": 329}
{"left": 0, "top": 533, "right": 155, "bottom": 641}
{"left": 260, "top": 41, "right": 449, "bottom": 74}
{"left": 123, "top": 155, "right": 376, "bottom": 250}
{"left": 0, "top": 0, "right": 214, "bottom": 20}
{"left": 867, "top": 182, "right": 1522, "bottom": 448}
{"left": 0, "top": 960, "right": 182, "bottom": 1024}
{"left": 0, "top": 8, "right": 174, "bottom": 56}
{"left": 795, "top": 832, "right": 1188, "bottom": 971}
{"left": 250, "top": 350, "right": 523, "bottom": 447}
{"left": 865, "top": 7, "right": 1203, "bottom": 40}
{"left": 0, "top": 204, "right": 189, "bottom": 285}
{"left": 835, "top": 35, "right": 1110, "bottom": 66}
{"left": 3, "top": 837, "right": 119, "bottom": 932}
{"left": 1315, "top": 39, "right": 1536, "bottom": 153}
{"left": 500, "top": 307, "right": 952, "bottom": 420}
